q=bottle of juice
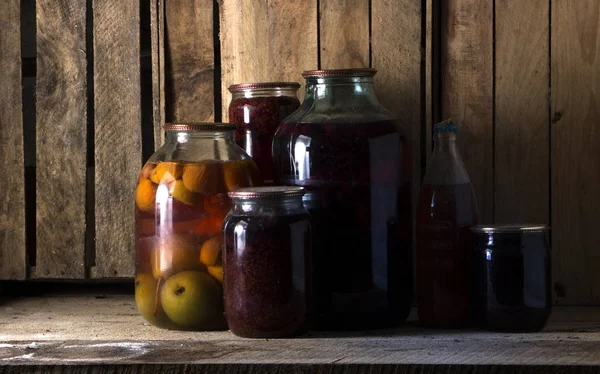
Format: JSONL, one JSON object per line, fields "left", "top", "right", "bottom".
{"left": 416, "top": 120, "right": 479, "bottom": 328}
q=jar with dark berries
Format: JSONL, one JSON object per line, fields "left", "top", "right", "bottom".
{"left": 228, "top": 82, "right": 301, "bottom": 185}
{"left": 223, "top": 186, "right": 312, "bottom": 338}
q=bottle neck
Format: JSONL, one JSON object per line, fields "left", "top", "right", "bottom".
{"left": 424, "top": 131, "right": 471, "bottom": 185}
{"left": 303, "top": 76, "right": 381, "bottom": 107}
{"left": 433, "top": 132, "right": 459, "bottom": 155}
{"left": 231, "top": 196, "right": 306, "bottom": 216}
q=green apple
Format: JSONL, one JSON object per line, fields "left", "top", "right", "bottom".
{"left": 160, "top": 271, "right": 223, "bottom": 329}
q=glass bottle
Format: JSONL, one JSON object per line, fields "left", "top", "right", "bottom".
{"left": 224, "top": 186, "right": 312, "bottom": 338}
{"left": 272, "top": 69, "right": 413, "bottom": 330}
{"left": 416, "top": 120, "right": 480, "bottom": 328}
{"left": 134, "top": 123, "right": 261, "bottom": 331}
{"left": 228, "top": 82, "right": 301, "bottom": 185}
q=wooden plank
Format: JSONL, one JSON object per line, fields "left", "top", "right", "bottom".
{"left": 92, "top": 0, "right": 141, "bottom": 278}
{"left": 0, "top": 0, "right": 26, "bottom": 280}
{"left": 440, "top": 0, "right": 494, "bottom": 222}
{"left": 495, "top": 0, "right": 549, "bottom": 225}
{"left": 425, "top": 0, "right": 434, "bottom": 160}
{"left": 1, "top": 295, "right": 600, "bottom": 370}
{"left": 165, "top": 0, "right": 214, "bottom": 123}
{"left": 319, "top": 0, "right": 369, "bottom": 68}
{"left": 219, "top": 0, "right": 318, "bottom": 120}
{"left": 151, "top": 0, "right": 165, "bottom": 147}
{"left": 371, "top": 0, "right": 422, "bottom": 213}
{"left": 551, "top": 1, "right": 600, "bottom": 305}
{"left": 35, "top": 0, "right": 87, "bottom": 278}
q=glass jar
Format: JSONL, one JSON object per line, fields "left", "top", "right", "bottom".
{"left": 471, "top": 225, "right": 552, "bottom": 332}
{"left": 134, "top": 123, "right": 261, "bottom": 330}
{"left": 272, "top": 68, "right": 413, "bottom": 330}
{"left": 228, "top": 82, "right": 301, "bottom": 185}
{"left": 223, "top": 186, "right": 312, "bottom": 338}
{"left": 416, "top": 120, "right": 480, "bottom": 328}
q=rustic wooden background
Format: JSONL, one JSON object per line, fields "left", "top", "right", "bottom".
{"left": 0, "top": 0, "right": 598, "bottom": 306}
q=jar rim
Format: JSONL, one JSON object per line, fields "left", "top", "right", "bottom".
{"left": 302, "top": 68, "right": 377, "bottom": 78}
{"left": 228, "top": 186, "right": 306, "bottom": 199}
{"left": 471, "top": 224, "right": 550, "bottom": 233}
{"left": 228, "top": 82, "right": 301, "bottom": 92}
{"left": 163, "top": 123, "right": 236, "bottom": 132}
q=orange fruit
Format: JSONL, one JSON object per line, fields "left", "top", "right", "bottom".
{"left": 136, "top": 179, "right": 157, "bottom": 213}
{"left": 182, "top": 162, "right": 222, "bottom": 195}
{"left": 207, "top": 266, "right": 223, "bottom": 283}
{"left": 169, "top": 180, "right": 198, "bottom": 206}
{"left": 204, "top": 194, "right": 232, "bottom": 214}
{"left": 151, "top": 162, "right": 182, "bottom": 184}
{"left": 200, "top": 236, "right": 223, "bottom": 266}
{"left": 141, "top": 163, "right": 156, "bottom": 180}
{"left": 222, "top": 161, "right": 253, "bottom": 191}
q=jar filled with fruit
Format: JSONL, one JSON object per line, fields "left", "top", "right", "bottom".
{"left": 134, "top": 123, "right": 261, "bottom": 330}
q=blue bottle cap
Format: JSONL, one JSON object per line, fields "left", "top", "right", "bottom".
{"left": 433, "top": 119, "right": 458, "bottom": 133}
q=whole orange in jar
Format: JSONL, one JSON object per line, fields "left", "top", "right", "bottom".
{"left": 134, "top": 123, "right": 262, "bottom": 330}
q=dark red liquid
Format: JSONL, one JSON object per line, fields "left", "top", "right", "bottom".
{"left": 273, "top": 120, "right": 413, "bottom": 330}
{"left": 229, "top": 96, "right": 300, "bottom": 184}
{"left": 224, "top": 212, "right": 311, "bottom": 338}
{"left": 416, "top": 183, "right": 479, "bottom": 327}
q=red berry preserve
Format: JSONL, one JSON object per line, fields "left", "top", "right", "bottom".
{"left": 273, "top": 69, "right": 413, "bottom": 330}
{"left": 416, "top": 120, "right": 480, "bottom": 328}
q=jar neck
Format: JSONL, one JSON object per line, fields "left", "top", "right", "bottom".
{"left": 230, "top": 87, "right": 299, "bottom": 99}
{"left": 231, "top": 197, "right": 306, "bottom": 215}
{"left": 303, "top": 76, "right": 381, "bottom": 107}
{"left": 165, "top": 130, "right": 236, "bottom": 144}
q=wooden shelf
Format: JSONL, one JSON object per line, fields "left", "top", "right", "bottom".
{"left": 1, "top": 293, "right": 599, "bottom": 373}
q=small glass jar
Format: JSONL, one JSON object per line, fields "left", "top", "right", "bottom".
{"left": 228, "top": 82, "right": 301, "bottom": 185}
{"left": 272, "top": 69, "right": 413, "bottom": 330}
{"left": 471, "top": 225, "right": 552, "bottom": 332}
{"left": 223, "top": 186, "right": 312, "bottom": 338}
{"left": 134, "top": 123, "right": 261, "bottom": 331}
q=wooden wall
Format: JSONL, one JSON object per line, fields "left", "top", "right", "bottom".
{"left": 1, "top": 0, "right": 599, "bottom": 306}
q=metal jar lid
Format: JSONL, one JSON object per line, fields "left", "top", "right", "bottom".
{"left": 301, "top": 68, "right": 377, "bottom": 78}
{"left": 471, "top": 224, "right": 550, "bottom": 234}
{"left": 228, "top": 186, "right": 306, "bottom": 199}
{"left": 163, "top": 123, "right": 237, "bottom": 132}
{"left": 228, "top": 82, "right": 301, "bottom": 92}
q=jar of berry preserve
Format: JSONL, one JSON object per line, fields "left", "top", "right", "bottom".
{"left": 272, "top": 69, "right": 413, "bottom": 330}
{"left": 224, "top": 186, "right": 312, "bottom": 338}
{"left": 134, "top": 123, "right": 261, "bottom": 330}
{"left": 228, "top": 82, "right": 301, "bottom": 185}
{"left": 471, "top": 225, "right": 552, "bottom": 332}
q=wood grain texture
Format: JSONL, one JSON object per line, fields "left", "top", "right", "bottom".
{"left": 151, "top": 0, "right": 165, "bottom": 147}
{"left": 495, "top": 0, "right": 549, "bottom": 224}
{"left": 219, "top": 0, "right": 318, "bottom": 120}
{"left": 371, "top": 0, "right": 423, "bottom": 208}
{"left": 319, "top": 0, "right": 369, "bottom": 68}
{"left": 0, "top": 0, "right": 26, "bottom": 280}
{"left": 0, "top": 295, "right": 600, "bottom": 370}
{"left": 35, "top": 0, "right": 87, "bottom": 279}
{"left": 425, "top": 0, "right": 434, "bottom": 159}
{"left": 165, "top": 0, "right": 214, "bottom": 123}
{"left": 92, "top": 0, "right": 141, "bottom": 278}
{"left": 440, "top": 0, "right": 494, "bottom": 222}
{"left": 551, "top": 1, "right": 600, "bottom": 305}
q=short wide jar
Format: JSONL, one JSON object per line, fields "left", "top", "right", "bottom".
{"left": 224, "top": 186, "right": 312, "bottom": 338}
{"left": 471, "top": 225, "right": 552, "bottom": 332}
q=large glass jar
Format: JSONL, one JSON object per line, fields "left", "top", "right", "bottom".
{"left": 228, "top": 82, "right": 301, "bottom": 185}
{"left": 224, "top": 186, "right": 312, "bottom": 338}
{"left": 134, "top": 123, "right": 261, "bottom": 330}
{"left": 272, "top": 69, "right": 413, "bottom": 330}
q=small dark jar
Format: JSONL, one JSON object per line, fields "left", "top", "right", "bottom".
{"left": 471, "top": 225, "right": 552, "bottom": 332}
{"left": 223, "top": 186, "right": 312, "bottom": 338}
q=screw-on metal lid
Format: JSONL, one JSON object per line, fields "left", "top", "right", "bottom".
{"left": 163, "top": 123, "right": 237, "bottom": 132}
{"left": 471, "top": 224, "right": 550, "bottom": 234}
{"left": 434, "top": 119, "right": 458, "bottom": 133}
{"left": 228, "top": 82, "right": 301, "bottom": 92}
{"left": 228, "top": 186, "right": 306, "bottom": 199}
{"left": 301, "top": 68, "right": 377, "bottom": 78}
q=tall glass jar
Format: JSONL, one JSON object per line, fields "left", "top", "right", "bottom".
{"left": 224, "top": 186, "right": 312, "bottom": 338}
{"left": 134, "top": 123, "right": 261, "bottom": 330}
{"left": 228, "top": 82, "right": 301, "bottom": 185}
{"left": 272, "top": 69, "right": 413, "bottom": 330}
